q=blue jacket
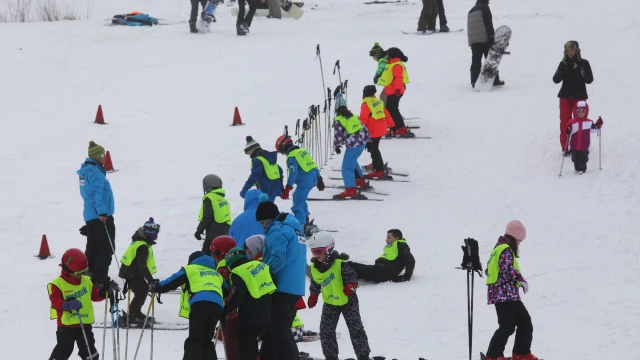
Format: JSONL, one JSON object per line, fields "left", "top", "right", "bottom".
{"left": 240, "top": 150, "right": 283, "bottom": 201}
{"left": 156, "top": 255, "right": 224, "bottom": 308}
{"left": 286, "top": 147, "right": 321, "bottom": 189}
{"left": 229, "top": 189, "right": 266, "bottom": 249}
{"left": 263, "top": 213, "right": 306, "bottom": 296}
{"left": 77, "top": 158, "right": 115, "bottom": 221}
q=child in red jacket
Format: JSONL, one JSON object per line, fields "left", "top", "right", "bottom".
{"left": 376, "top": 47, "right": 411, "bottom": 137}
{"left": 565, "top": 100, "right": 603, "bottom": 174}
{"left": 360, "top": 85, "right": 395, "bottom": 179}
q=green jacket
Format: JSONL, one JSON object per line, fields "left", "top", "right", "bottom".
{"left": 374, "top": 56, "right": 388, "bottom": 81}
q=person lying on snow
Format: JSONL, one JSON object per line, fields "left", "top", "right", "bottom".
{"left": 347, "top": 229, "right": 415, "bottom": 283}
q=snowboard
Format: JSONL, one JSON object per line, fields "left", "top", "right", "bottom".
{"left": 474, "top": 25, "right": 512, "bottom": 92}
{"left": 402, "top": 28, "right": 463, "bottom": 35}
{"left": 282, "top": 0, "right": 304, "bottom": 19}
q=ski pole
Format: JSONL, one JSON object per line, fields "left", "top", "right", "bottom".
{"left": 558, "top": 135, "right": 570, "bottom": 177}
{"left": 111, "top": 296, "right": 118, "bottom": 360}
{"left": 132, "top": 292, "right": 156, "bottom": 360}
{"left": 104, "top": 224, "right": 121, "bottom": 273}
{"left": 125, "top": 285, "right": 131, "bottom": 360}
{"left": 75, "top": 310, "right": 93, "bottom": 359}
{"left": 150, "top": 294, "right": 154, "bottom": 360}
{"left": 102, "top": 295, "right": 109, "bottom": 360}
{"left": 598, "top": 128, "right": 602, "bottom": 170}
{"left": 316, "top": 45, "right": 328, "bottom": 110}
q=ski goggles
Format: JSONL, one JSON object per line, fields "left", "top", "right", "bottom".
{"left": 311, "top": 247, "right": 330, "bottom": 257}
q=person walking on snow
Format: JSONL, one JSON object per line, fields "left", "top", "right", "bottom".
{"left": 467, "top": 0, "right": 504, "bottom": 88}
{"left": 275, "top": 135, "right": 326, "bottom": 235}
{"left": 307, "top": 232, "right": 371, "bottom": 360}
{"left": 369, "top": 43, "right": 388, "bottom": 106}
{"left": 565, "top": 101, "right": 603, "bottom": 174}
{"left": 484, "top": 220, "right": 538, "bottom": 360}
{"left": 236, "top": 0, "right": 258, "bottom": 35}
{"left": 241, "top": 136, "right": 284, "bottom": 202}
{"left": 553, "top": 40, "right": 594, "bottom": 156}
{"left": 229, "top": 189, "right": 266, "bottom": 249}
{"left": 195, "top": 174, "right": 232, "bottom": 256}
{"left": 417, "top": 0, "right": 438, "bottom": 34}
{"left": 360, "top": 85, "right": 395, "bottom": 179}
{"left": 189, "top": 0, "right": 222, "bottom": 33}
{"left": 77, "top": 140, "right": 116, "bottom": 290}
{"left": 436, "top": 0, "right": 450, "bottom": 32}
{"left": 118, "top": 217, "right": 160, "bottom": 325}
{"left": 333, "top": 98, "right": 370, "bottom": 198}
{"left": 376, "top": 48, "right": 411, "bottom": 137}
{"left": 348, "top": 229, "right": 415, "bottom": 283}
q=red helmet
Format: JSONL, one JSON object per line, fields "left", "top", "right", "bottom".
{"left": 275, "top": 135, "right": 293, "bottom": 154}
{"left": 210, "top": 235, "right": 237, "bottom": 260}
{"left": 61, "top": 248, "right": 89, "bottom": 274}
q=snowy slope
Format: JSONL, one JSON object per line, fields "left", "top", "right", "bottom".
{"left": 1, "top": 0, "right": 639, "bottom": 358}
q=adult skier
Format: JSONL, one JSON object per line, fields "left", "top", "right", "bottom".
{"left": 229, "top": 189, "right": 266, "bottom": 249}
{"left": 333, "top": 98, "right": 370, "bottom": 198}
{"left": 467, "top": 0, "right": 504, "bottom": 88}
{"left": 240, "top": 136, "right": 283, "bottom": 202}
{"left": 195, "top": 174, "right": 232, "bottom": 256}
{"left": 360, "top": 85, "right": 395, "bottom": 179}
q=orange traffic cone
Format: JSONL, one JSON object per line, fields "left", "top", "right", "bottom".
{"left": 231, "top": 107, "right": 244, "bottom": 126}
{"left": 95, "top": 105, "right": 106, "bottom": 125}
{"left": 36, "top": 234, "right": 53, "bottom": 259}
{"left": 104, "top": 151, "right": 116, "bottom": 172}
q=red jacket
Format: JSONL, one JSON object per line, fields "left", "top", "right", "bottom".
{"left": 49, "top": 271, "right": 105, "bottom": 328}
{"left": 359, "top": 99, "right": 395, "bottom": 138}
{"left": 384, "top": 57, "right": 406, "bottom": 96}
{"left": 568, "top": 103, "right": 594, "bottom": 151}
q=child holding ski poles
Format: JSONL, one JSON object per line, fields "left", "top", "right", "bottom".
{"left": 565, "top": 100, "right": 603, "bottom": 174}
{"left": 360, "top": 85, "right": 395, "bottom": 179}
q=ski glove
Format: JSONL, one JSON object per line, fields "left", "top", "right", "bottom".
{"left": 194, "top": 231, "right": 202, "bottom": 241}
{"left": 519, "top": 277, "right": 529, "bottom": 294}
{"left": 217, "top": 266, "right": 230, "bottom": 280}
{"left": 307, "top": 294, "right": 319, "bottom": 308}
{"left": 79, "top": 225, "right": 88, "bottom": 236}
{"left": 566, "top": 125, "right": 572, "bottom": 135}
{"left": 316, "top": 177, "right": 325, "bottom": 191}
{"left": 295, "top": 296, "right": 307, "bottom": 310}
{"left": 334, "top": 147, "right": 341, "bottom": 155}
{"left": 373, "top": 75, "right": 380, "bottom": 84}
{"left": 149, "top": 279, "right": 160, "bottom": 292}
{"left": 595, "top": 117, "right": 603, "bottom": 129}
{"left": 281, "top": 185, "right": 293, "bottom": 200}
{"left": 62, "top": 299, "right": 83, "bottom": 311}
{"left": 343, "top": 282, "right": 357, "bottom": 297}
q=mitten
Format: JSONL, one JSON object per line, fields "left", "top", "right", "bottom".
{"left": 295, "top": 296, "right": 307, "bottom": 310}
{"left": 316, "top": 177, "right": 325, "bottom": 191}
{"left": 519, "top": 277, "right": 529, "bottom": 294}
{"left": 307, "top": 294, "right": 318, "bottom": 308}
{"left": 194, "top": 231, "right": 202, "bottom": 241}
{"left": 595, "top": 117, "right": 603, "bottom": 129}
{"left": 566, "top": 125, "right": 572, "bottom": 135}
{"left": 334, "top": 147, "right": 341, "bottom": 155}
{"left": 343, "top": 282, "right": 357, "bottom": 297}
{"left": 62, "top": 299, "right": 83, "bottom": 311}
{"left": 394, "top": 89, "right": 402, "bottom": 96}
{"left": 239, "top": 189, "right": 247, "bottom": 198}
{"left": 281, "top": 185, "right": 293, "bottom": 200}
{"left": 79, "top": 225, "right": 88, "bottom": 236}
{"left": 373, "top": 75, "right": 380, "bottom": 84}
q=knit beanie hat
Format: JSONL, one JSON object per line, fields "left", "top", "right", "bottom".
{"left": 244, "top": 136, "right": 261, "bottom": 155}
{"left": 225, "top": 247, "right": 248, "bottom": 269}
{"left": 255, "top": 193, "right": 280, "bottom": 222}
{"left": 142, "top": 217, "right": 160, "bottom": 241}
{"left": 505, "top": 220, "right": 526, "bottom": 241}
{"left": 369, "top": 42, "right": 386, "bottom": 58}
{"left": 88, "top": 141, "right": 105, "bottom": 159}
{"left": 334, "top": 93, "right": 347, "bottom": 115}
{"left": 245, "top": 235, "right": 265, "bottom": 259}
{"left": 363, "top": 85, "right": 377, "bottom": 98}
{"left": 188, "top": 251, "right": 206, "bottom": 264}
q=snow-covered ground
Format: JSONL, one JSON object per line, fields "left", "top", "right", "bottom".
{"left": 1, "top": 0, "right": 639, "bottom": 358}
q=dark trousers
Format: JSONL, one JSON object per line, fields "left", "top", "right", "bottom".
{"left": 470, "top": 43, "right": 501, "bottom": 85}
{"left": 369, "top": 137, "right": 384, "bottom": 171}
{"left": 385, "top": 94, "right": 405, "bottom": 129}
{"left": 319, "top": 298, "right": 370, "bottom": 359}
{"left": 436, "top": 0, "right": 447, "bottom": 27}
{"left": 348, "top": 261, "right": 395, "bottom": 283}
{"left": 184, "top": 302, "right": 222, "bottom": 360}
{"left": 486, "top": 301, "right": 533, "bottom": 358}
{"left": 127, "top": 277, "right": 149, "bottom": 315}
{"left": 239, "top": 325, "right": 265, "bottom": 360}
{"left": 571, "top": 150, "right": 589, "bottom": 172}
{"left": 49, "top": 326, "right": 98, "bottom": 360}
{"left": 190, "top": 0, "right": 206, "bottom": 22}
{"left": 237, "top": 0, "right": 258, "bottom": 26}
{"left": 85, "top": 216, "right": 116, "bottom": 287}
{"left": 417, "top": 0, "right": 438, "bottom": 31}
{"left": 260, "top": 293, "right": 299, "bottom": 360}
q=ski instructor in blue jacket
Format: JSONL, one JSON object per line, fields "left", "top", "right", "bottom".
{"left": 228, "top": 189, "right": 266, "bottom": 248}
{"left": 240, "top": 136, "right": 284, "bottom": 202}
{"left": 255, "top": 197, "right": 306, "bottom": 360}
{"left": 77, "top": 141, "right": 116, "bottom": 289}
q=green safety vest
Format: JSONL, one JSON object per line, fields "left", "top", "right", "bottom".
{"left": 178, "top": 264, "right": 224, "bottom": 319}
{"left": 310, "top": 259, "right": 348, "bottom": 306}
{"left": 287, "top": 148, "right": 318, "bottom": 173}
{"left": 486, "top": 244, "right": 521, "bottom": 285}
{"left": 335, "top": 115, "right": 364, "bottom": 135}
{"left": 362, "top": 97, "right": 386, "bottom": 120}
{"left": 377, "top": 61, "right": 410, "bottom": 87}
{"left": 252, "top": 156, "right": 281, "bottom": 180}
{"left": 48, "top": 276, "right": 95, "bottom": 325}
{"left": 198, "top": 188, "right": 231, "bottom": 225}
{"left": 292, "top": 314, "right": 304, "bottom": 328}
{"left": 216, "top": 258, "right": 226, "bottom": 270}
{"left": 120, "top": 241, "right": 157, "bottom": 275}
{"left": 379, "top": 240, "right": 407, "bottom": 261}
{"left": 230, "top": 260, "right": 277, "bottom": 299}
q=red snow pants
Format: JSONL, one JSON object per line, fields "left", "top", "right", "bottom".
{"left": 559, "top": 98, "right": 585, "bottom": 151}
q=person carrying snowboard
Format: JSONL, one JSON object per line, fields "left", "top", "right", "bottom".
{"left": 565, "top": 101, "right": 603, "bottom": 174}
{"left": 376, "top": 48, "right": 411, "bottom": 137}
{"left": 467, "top": 0, "right": 504, "bottom": 88}
{"left": 333, "top": 98, "right": 370, "bottom": 198}
{"left": 348, "top": 229, "right": 415, "bottom": 283}
{"left": 152, "top": 251, "right": 224, "bottom": 360}
{"left": 360, "top": 85, "right": 395, "bottom": 179}
{"left": 484, "top": 220, "right": 538, "bottom": 360}
{"left": 553, "top": 40, "right": 594, "bottom": 156}
{"left": 195, "top": 174, "right": 232, "bottom": 256}
{"left": 241, "top": 136, "right": 284, "bottom": 202}
{"left": 189, "top": 0, "right": 222, "bottom": 33}
{"left": 275, "top": 135, "right": 325, "bottom": 235}
{"left": 236, "top": 0, "right": 258, "bottom": 35}
{"left": 307, "top": 232, "right": 371, "bottom": 360}
{"left": 369, "top": 43, "right": 388, "bottom": 105}
{"left": 118, "top": 217, "right": 160, "bottom": 325}
{"left": 48, "top": 248, "right": 109, "bottom": 360}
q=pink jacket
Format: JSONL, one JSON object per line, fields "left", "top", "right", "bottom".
{"left": 568, "top": 104, "right": 594, "bottom": 151}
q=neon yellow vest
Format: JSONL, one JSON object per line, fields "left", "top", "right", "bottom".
{"left": 216, "top": 258, "right": 226, "bottom": 270}
{"left": 310, "top": 259, "right": 348, "bottom": 306}
{"left": 362, "top": 97, "right": 386, "bottom": 120}
{"left": 178, "top": 264, "right": 224, "bottom": 319}
{"left": 48, "top": 276, "right": 95, "bottom": 325}
{"left": 120, "top": 241, "right": 157, "bottom": 275}
{"left": 287, "top": 148, "right": 318, "bottom": 173}
{"left": 335, "top": 115, "right": 363, "bottom": 135}
{"left": 486, "top": 244, "right": 521, "bottom": 285}
{"left": 198, "top": 189, "right": 231, "bottom": 225}
{"left": 379, "top": 240, "right": 407, "bottom": 261}
{"left": 377, "top": 61, "right": 410, "bottom": 87}
{"left": 252, "top": 156, "right": 281, "bottom": 180}
{"left": 292, "top": 314, "right": 304, "bottom": 328}
{"left": 230, "top": 261, "right": 277, "bottom": 299}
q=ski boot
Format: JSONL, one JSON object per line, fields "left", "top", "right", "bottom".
{"left": 355, "top": 177, "right": 367, "bottom": 188}
{"left": 485, "top": 357, "right": 508, "bottom": 360}
{"left": 304, "top": 222, "right": 319, "bottom": 237}
{"left": 395, "top": 127, "right": 416, "bottom": 138}
{"left": 362, "top": 163, "right": 374, "bottom": 171}
{"left": 336, "top": 187, "right": 358, "bottom": 198}
{"left": 241, "top": 22, "right": 250, "bottom": 33}
{"left": 236, "top": 24, "right": 246, "bottom": 35}
{"left": 439, "top": 24, "right": 450, "bottom": 32}
{"left": 365, "top": 170, "right": 385, "bottom": 179}
{"left": 511, "top": 354, "right": 539, "bottom": 360}
{"left": 385, "top": 127, "right": 397, "bottom": 138}
{"left": 189, "top": 20, "right": 198, "bottom": 33}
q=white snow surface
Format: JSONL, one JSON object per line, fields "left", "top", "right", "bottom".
{"left": 1, "top": 0, "right": 639, "bottom": 358}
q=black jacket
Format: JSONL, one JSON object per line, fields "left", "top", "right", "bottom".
{"left": 196, "top": 194, "right": 231, "bottom": 241}
{"left": 118, "top": 230, "right": 155, "bottom": 283}
{"left": 375, "top": 240, "right": 416, "bottom": 281}
{"left": 222, "top": 258, "right": 271, "bottom": 327}
{"left": 467, "top": 1, "right": 494, "bottom": 46}
{"left": 553, "top": 58, "right": 593, "bottom": 99}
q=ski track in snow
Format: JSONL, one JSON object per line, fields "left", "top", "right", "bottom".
{"left": 0, "top": 0, "right": 639, "bottom": 359}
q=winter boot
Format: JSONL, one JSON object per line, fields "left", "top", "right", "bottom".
{"left": 337, "top": 187, "right": 358, "bottom": 198}
{"left": 236, "top": 24, "right": 246, "bottom": 35}
{"left": 395, "top": 127, "right": 408, "bottom": 136}
{"left": 355, "top": 177, "right": 367, "bottom": 188}
{"left": 511, "top": 354, "right": 539, "bottom": 360}
{"left": 241, "top": 22, "right": 250, "bottom": 33}
{"left": 365, "top": 170, "right": 385, "bottom": 179}
{"left": 189, "top": 20, "right": 198, "bottom": 33}
{"left": 363, "top": 163, "right": 374, "bottom": 171}
{"left": 439, "top": 24, "right": 450, "bottom": 32}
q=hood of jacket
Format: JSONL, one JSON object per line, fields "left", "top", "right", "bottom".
{"left": 267, "top": 213, "right": 304, "bottom": 234}
{"left": 189, "top": 254, "right": 216, "bottom": 268}
{"left": 243, "top": 189, "right": 264, "bottom": 211}
{"left": 76, "top": 158, "right": 105, "bottom": 177}
{"left": 252, "top": 149, "right": 279, "bottom": 165}
{"left": 573, "top": 102, "right": 590, "bottom": 119}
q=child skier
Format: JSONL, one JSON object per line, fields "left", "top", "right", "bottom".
{"left": 307, "top": 232, "right": 371, "bottom": 360}
{"left": 376, "top": 47, "right": 411, "bottom": 137}
{"left": 48, "top": 248, "right": 107, "bottom": 360}
{"left": 152, "top": 251, "right": 224, "bottom": 360}
{"left": 348, "top": 229, "right": 415, "bottom": 283}
{"left": 118, "top": 217, "right": 160, "bottom": 325}
{"left": 484, "top": 220, "right": 538, "bottom": 360}
{"left": 360, "top": 85, "right": 395, "bottom": 179}
{"left": 369, "top": 42, "right": 388, "bottom": 105}
{"left": 334, "top": 99, "right": 370, "bottom": 198}
{"left": 241, "top": 136, "right": 284, "bottom": 202}
{"left": 222, "top": 248, "right": 277, "bottom": 360}
{"left": 195, "top": 174, "right": 232, "bottom": 256}
{"left": 565, "top": 100, "right": 603, "bottom": 174}
{"left": 275, "top": 135, "right": 326, "bottom": 234}
{"left": 244, "top": 234, "right": 265, "bottom": 261}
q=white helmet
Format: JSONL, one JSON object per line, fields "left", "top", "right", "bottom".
{"left": 307, "top": 231, "right": 335, "bottom": 251}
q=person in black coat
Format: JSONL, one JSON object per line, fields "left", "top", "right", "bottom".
{"left": 347, "top": 229, "right": 416, "bottom": 283}
{"left": 467, "top": 0, "right": 503, "bottom": 87}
